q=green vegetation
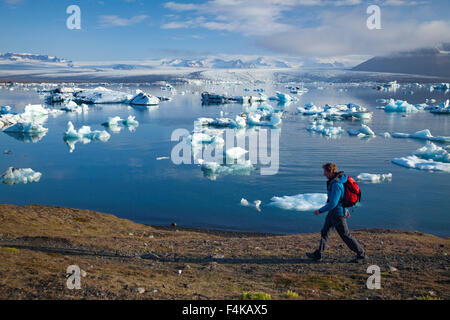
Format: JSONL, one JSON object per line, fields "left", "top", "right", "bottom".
{"left": 283, "top": 290, "right": 299, "bottom": 299}
{"left": 241, "top": 292, "right": 272, "bottom": 300}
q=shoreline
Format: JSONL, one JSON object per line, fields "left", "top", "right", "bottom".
{"left": 0, "top": 203, "right": 448, "bottom": 300}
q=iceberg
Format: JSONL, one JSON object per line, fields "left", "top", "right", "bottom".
{"left": 384, "top": 99, "right": 418, "bottom": 113}
{"left": 392, "top": 156, "right": 450, "bottom": 173}
{"left": 413, "top": 142, "right": 450, "bottom": 163}
{"left": 0, "top": 106, "right": 11, "bottom": 115}
{"left": 198, "top": 159, "right": 254, "bottom": 180}
{"left": 226, "top": 147, "right": 248, "bottom": 159}
{"left": 63, "top": 121, "right": 111, "bottom": 152}
{"left": 247, "top": 113, "right": 282, "bottom": 127}
{"left": 307, "top": 121, "right": 343, "bottom": 137}
{"left": 357, "top": 173, "right": 392, "bottom": 183}
{"left": 73, "top": 87, "right": 133, "bottom": 104}
{"left": 1, "top": 167, "right": 42, "bottom": 186}
{"left": 129, "top": 91, "right": 160, "bottom": 106}
{"left": 269, "top": 193, "right": 327, "bottom": 211}
{"left": 348, "top": 124, "right": 375, "bottom": 137}
{"left": 4, "top": 122, "right": 48, "bottom": 134}
{"left": 430, "top": 100, "right": 450, "bottom": 114}
{"left": 297, "top": 103, "right": 324, "bottom": 115}
{"left": 240, "top": 198, "right": 262, "bottom": 212}
{"left": 430, "top": 83, "right": 449, "bottom": 91}
{"left": 391, "top": 129, "right": 450, "bottom": 143}
{"left": 60, "top": 101, "right": 89, "bottom": 113}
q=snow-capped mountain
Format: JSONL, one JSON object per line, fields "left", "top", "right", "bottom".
{"left": 352, "top": 44, "right": 450, "bottom": 77}
{"left": 0, "top": 52, "right": 73, "bottom": 67}
{"left": 161, "top": 56, "right": 294, "bottom": 69}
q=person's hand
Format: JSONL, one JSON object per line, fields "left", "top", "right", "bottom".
{"left": 314, "top": 210, "right": 320, "bottom": 216}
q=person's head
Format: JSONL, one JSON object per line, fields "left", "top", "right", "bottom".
{"left": 322, "top": 162, "right": 338, "bottom": 179}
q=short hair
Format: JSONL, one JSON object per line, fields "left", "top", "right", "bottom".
{"left": 322, "top": 162, "right": 338, "bottom": 173}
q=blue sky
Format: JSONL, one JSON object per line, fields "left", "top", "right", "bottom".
{"left": 0, "top": 0, "right": 449, "bottom": 61}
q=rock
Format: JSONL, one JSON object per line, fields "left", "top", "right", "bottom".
{"left": 388, "top": 266, "right": 398, "bottom": 272}
{"left": 152, "top": 289, "right": 158, "bottom": 293}
{"left": 178, "top": 270, "right": 182, "bottom": 275}
{"left": 148, "top": 234, "right": 154, "bottom": 239}
{"left": 128, "top": 233, "right": 133, "bottom": 236}
{"left": 212, "top": 253, "right": 225, "bottom": 259}
{"left": 81, "top": 270, "right": 87, "bottom": 278}
{"left": 135, "top": 287, "right": 145, "bottom": 294}
{"left": 171, "top": 222, "right": 177, "bottom": 227}
{"left": 428, "top": 291, "right": 436, "bottom": 296}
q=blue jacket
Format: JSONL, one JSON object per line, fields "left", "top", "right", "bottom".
{"left": 318, "top": 173, "right": 347, "bottom": 216}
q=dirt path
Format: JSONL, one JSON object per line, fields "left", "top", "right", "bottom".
{"left": 0, "top": 204, "right": 448, "bottom": 300}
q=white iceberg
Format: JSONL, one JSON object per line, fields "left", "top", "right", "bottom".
{"left": 73, "top": 87, "right": 133, "bottom": 104}
{"left": 64, "top": 121, "right": 111, "bottom": 152}
{"left": 384, "top": 99, "right": 418, "bottom": 113}
{"left": 129, "top": 91, "right": 160, "bottom": 106}
{"left": 1, "top": 167, "right": 42, "bottom": 185}
{"left": 0, "top": 106, "right": 11, "bottom": 114}
{"left": 391, "top": 129, "right": 450, "bottom": 143}
{"left": 348, "top": 124, "right": 375, "bottom": 137}
{"left": 226, "top": 147, "right": 248, "bottom": 159}
{"left": 357, "top": 173, "right": 392, "bottom": 183}
{"left": 198, "top": 159, "right": 254, "bottom": 180}
{"left": 4, "top": 122, "right": 48, "bottom": 134}
{"left": 60, "top": 101, "right": 89, "bottom": 113}
{"left": 307, "top": 122, "right": 343, "bottom": 137}
{"left": 413, "top": 142, "right": 450, "bottom": 163}
{"left": 269, "top": 193, "right": 327, "bottom": 211}
{"left": 392, "top": 156, "right": 450, "bottom": 173}
{"left": 240, "top": 198, "right": 262, "bottom": 212}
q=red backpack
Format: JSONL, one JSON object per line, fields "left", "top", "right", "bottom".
{"left": 342, "top": 176, "right": 361, "bottom": 208}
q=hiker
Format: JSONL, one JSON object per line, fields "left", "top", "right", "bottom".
{"left": 306, "top": 162, "right": 365, "bottom": 263}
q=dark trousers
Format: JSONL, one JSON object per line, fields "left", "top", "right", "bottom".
{"left": 317, "top": 210, "right": 365, "bottom": 258}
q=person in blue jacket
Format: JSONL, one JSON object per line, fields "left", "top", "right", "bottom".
{"left": 306, "top": 162, "right": 365, "bottom": 263}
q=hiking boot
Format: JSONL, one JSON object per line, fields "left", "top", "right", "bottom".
{"left": 306, "top": 252, "right": 321, "bottom": 261}
{"left": 349, "top": 254, "right": 366, "bottom": 263}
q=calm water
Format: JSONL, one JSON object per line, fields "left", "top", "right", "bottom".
{"left": 1, "top": 81, "right": 449, "bottom": 236}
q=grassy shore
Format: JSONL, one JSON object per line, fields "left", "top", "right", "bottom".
{"left": 0, "top": 204, "right": 448, "bottom": 300}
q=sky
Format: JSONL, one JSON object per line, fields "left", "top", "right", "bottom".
{"left": 0, "top": 0, "right": 449, "bottom": 62}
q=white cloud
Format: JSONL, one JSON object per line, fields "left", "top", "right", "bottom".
{"left": 257, "top": 10, "right": 450, "bottom": 57}
{"left": 98, "top": 15, "right": 148, "bottom": 28}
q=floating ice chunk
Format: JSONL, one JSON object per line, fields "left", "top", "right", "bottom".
{"left": 391, "top": 129, "right": 450, "bottom": 143}
{"left": 129, "top": 91, "right": 160, "bottom": 106}
{"left": 248, "top": 113, "right": 282, "bottom": 127}
{"left": 392, "top": 156, "right": 450, "bottom": 173}
{"left": 357, "top": 173, "right": 392, "bottom": 183}
{"left": 376, "top": 99, "right": 387, "bottom": 104}
{"left": 413, "top": 143, "right": 450, "bottom": 163}
{"left": 198, "top": 159, "right": 254, "bottom": 180}
{"left": 240, "top": 198, "right": 262, "bottom": 212}
{"left": 384, "top": 99, "right": 418, "bottom": 113}
{"left": 0, "top": 106, "right": 11, "bottom": 114}
{"left": 430, "top": 100, "right": 450, "bottom": 114}
{"left": 1, "top": 167, "right": 42, "bottom": 186}
{"left": 102, "top": 116, "right": 124, "bottom": 128}
{"left": 60, "top": 101, "right": 89, "bottom": 113}
{"left": 73, "top": 87, "right": 133, "bottom": 104}
{"left": 123, "top": 115, "right": 139, "bottom": 128}
{"left": 298, "top": 103, "right": 324, "bottom": 115}
{"left": 63, "top": 121, "right": 110, "bottom": 152}
{"left": 269, "top": 193, "right": 327, "bottom": 211}
{"left": 226, "top": 147, "right": 248, "bottom": 159}
{"left": 348, "top": 124, "right": 375, "bottom": 137}
{"left": 430, "top": 83, "right": 449, "bottom": 91}
{"left": 4, "top": 122, "right": 48, "bottom": 134}
{"left": 307, "top": 122, "right": 343, "bottom": 137}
